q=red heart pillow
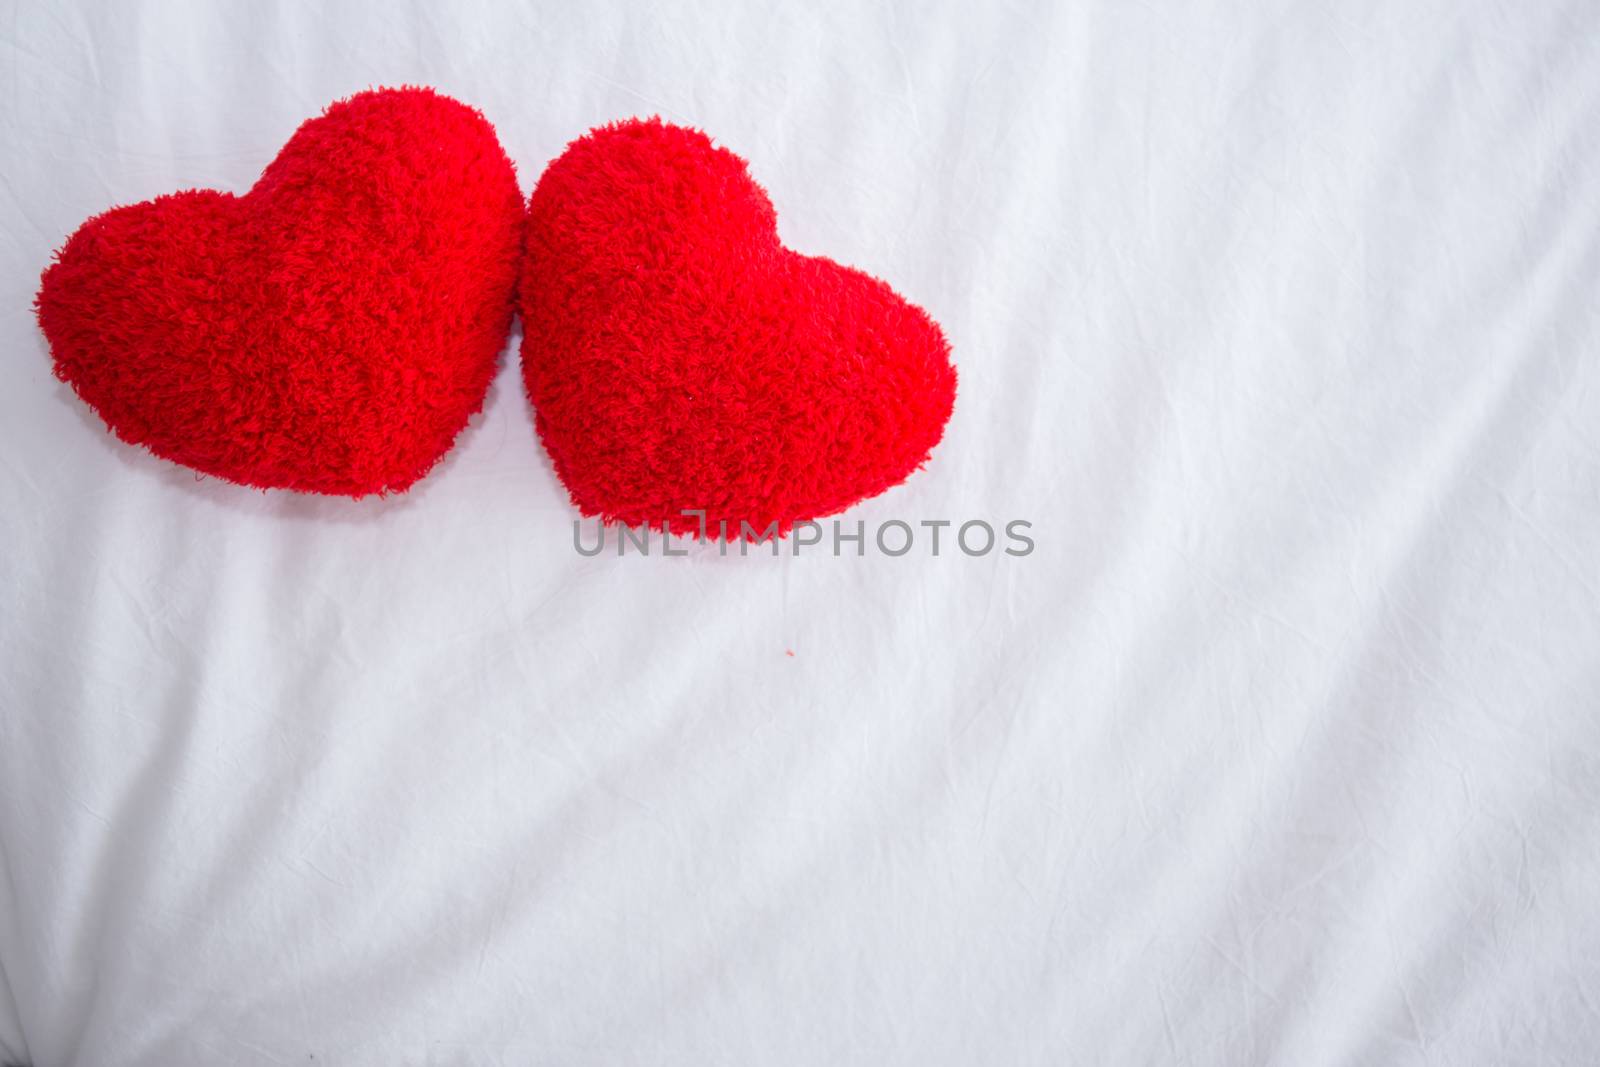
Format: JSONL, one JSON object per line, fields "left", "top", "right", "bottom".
{"left": 521, "top": 118, "right": 957, "bottom": 537}
{"left": 36, "top": 88, "right": 524, "bottom": 497}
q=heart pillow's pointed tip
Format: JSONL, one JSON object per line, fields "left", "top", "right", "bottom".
{"left": 39, "top": 87, "right": 524, "bottom": 499}
{"left": 522, "top": 118, "right": 957, "bottom": 537}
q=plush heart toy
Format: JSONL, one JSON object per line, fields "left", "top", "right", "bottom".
{"left": 521, "top": 118, "right": 957, "bottom": 537}
{"left": 36, "top": 87, "right": 524, "bottom": 497}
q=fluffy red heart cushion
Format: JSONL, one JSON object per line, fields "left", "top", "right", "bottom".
{"left": 521, "top": 118, "right": 957, "bottom": 537}
{"left": 36, "top": 87, "right": 524, "bottom": 497}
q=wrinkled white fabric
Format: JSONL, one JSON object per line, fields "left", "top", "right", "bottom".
{"left": 2, "top": 1, "right": 1598, "bottom": 1064}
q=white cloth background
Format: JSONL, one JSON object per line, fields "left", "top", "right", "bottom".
{"left": 2, "top": 1, "right": 1598, "bottom": 1064}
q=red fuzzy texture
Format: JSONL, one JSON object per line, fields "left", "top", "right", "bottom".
{"left": 36, "top": 87, "right": 524, "bottom": 497}
{"left": 521, "top": 118, "right": 957, "bottom": 537}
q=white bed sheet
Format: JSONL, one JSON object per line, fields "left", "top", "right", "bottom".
{"left": 2, "top": 1, "right": 1598, "bottom": 1064}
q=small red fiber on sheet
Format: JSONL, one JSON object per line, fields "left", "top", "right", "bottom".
{"left": 520, "top": 118, "right": 957, "bottom": 537}
{"left": 36, "top": 87, "right": 524, "bottom": 497}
